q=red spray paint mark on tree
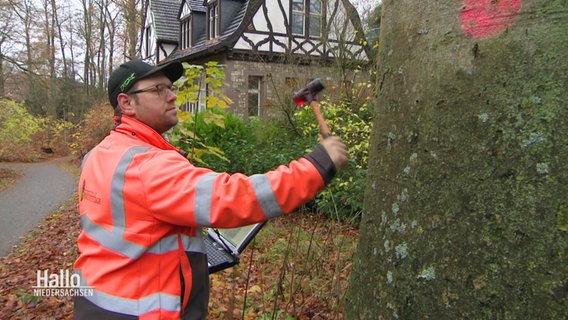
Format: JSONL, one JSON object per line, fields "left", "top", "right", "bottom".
{"left": 461, "top": 0, "right": 522, "bottom": 38}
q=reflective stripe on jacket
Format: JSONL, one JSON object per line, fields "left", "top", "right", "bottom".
{"left": 73, "top": 115, "right": 332, "bottom": 319}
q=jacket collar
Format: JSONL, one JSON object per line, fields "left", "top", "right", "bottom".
{"left": 114, "top": 115, "right": 179, "bottom": 152}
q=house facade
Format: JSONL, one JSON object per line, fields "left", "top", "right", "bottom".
{"left": 141, "top": 0, "right": 370, "bottom": 120}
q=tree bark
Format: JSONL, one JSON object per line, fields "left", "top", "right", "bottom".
{"left": 345, "top": 0, "right": 568, "bottom": 318}
{"left": 122, "top": 0, "right": 141, "bottom": 60}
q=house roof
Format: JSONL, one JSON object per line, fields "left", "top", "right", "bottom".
{"left": 150, "top": 0, "right": 181, "bottom": 43}
{"left": 167, "top": 0, "right": 261, "bottom": 62}
{"left": 187, "top": 0, "right": 206, "bottom": 12}
{"left": 146, "top": 0, "right": 369, "bottom": 63}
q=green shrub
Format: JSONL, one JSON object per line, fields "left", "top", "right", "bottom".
{"left": 295, "top": 100, "right": 373, "bottom": 221}
{"left": 168, "top": 62, "right": 232, "bottom": 165}
{"left": 0, "top": 99, "right": 43, "bottom": 161}
{"left": 197, "top": 112, "right": 312, "bottom": 175}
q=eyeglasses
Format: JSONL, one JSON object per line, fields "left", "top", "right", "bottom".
{"left": 128, "top": 83, "right": 176, "bottom": 97}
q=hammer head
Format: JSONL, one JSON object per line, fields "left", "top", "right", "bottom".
{"left": 292, "top": 78, "right": 325, "bottom": 106}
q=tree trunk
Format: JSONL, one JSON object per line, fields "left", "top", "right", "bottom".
{"left": 345, "top": 0, "right": 567, "bottom": 319}
{"left": 53, "top": 0, "right": 68, "bottom": 79}
{"left": 122, "top": 0, "right": 141, "bottom": 59}
{"left": 81, "top": 0, "right": 92, "bottom": 92}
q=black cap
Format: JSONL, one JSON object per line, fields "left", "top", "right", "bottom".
{"left": 107, "top": 59, "right": 184, "bottom": 108}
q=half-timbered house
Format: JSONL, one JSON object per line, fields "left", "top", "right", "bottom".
{"left": 141, "top": 0, "right": 369, "bottom": 120}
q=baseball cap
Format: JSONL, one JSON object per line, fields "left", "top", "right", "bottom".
{"left": 107, "top": 59, "right": 184, "bottom": 108}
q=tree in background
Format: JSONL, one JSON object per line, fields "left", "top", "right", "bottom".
{"left": 0, "top": 0, "right": 142, "bottom": 123}
{"left": 119, "top": 0, "right": 142, "bottom": 59}
{"left": 345, "top": 0, "right": 567, "bottom": 318}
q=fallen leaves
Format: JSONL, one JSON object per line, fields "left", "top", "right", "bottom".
{"left": 207, "top": 214, "right": 359, "bottom": 319}
{"left": 0, "top": 198, "right": 79, "bottom": 319}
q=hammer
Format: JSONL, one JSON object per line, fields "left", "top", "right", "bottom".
{"left": 292, "top": 78, "right": 331, "bottom": 138}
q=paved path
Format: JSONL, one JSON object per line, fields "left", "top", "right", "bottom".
{"left": 0, "top": 157, "right": 77, "bottom": 257}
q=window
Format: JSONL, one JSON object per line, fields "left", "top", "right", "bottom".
{"left": 291, "top": 0, "right": 305, "bottom": 35}
{"left": 291, "top": 0, "right": 321, "bottom": 37}
{"left": 308, "top": 0, "right": 321, "bottom": 37}
{"left": 208, "top": 2, "right": 219, "bottom": 39}
{"left": 181, "top": 16, "right": 191, "bottom": 49}
{"left": 247, "top": 76, "right": 262, "bottom": 117}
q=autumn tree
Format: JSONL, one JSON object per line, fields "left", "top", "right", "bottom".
{"left": 0, "top": 0, "right": 143, "bottom": 122}
{"left": 0, "top": 0, "right": 16, "bottom": 97}
{"left": 345, "top": 0, "right": 567, "bottom": 318}
{"left": 119, "top": 0, "right": 142, "bottom": 59}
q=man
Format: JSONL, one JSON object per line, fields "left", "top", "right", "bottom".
{"left": 73, "top": 59, "right": 348, "bottom": 319}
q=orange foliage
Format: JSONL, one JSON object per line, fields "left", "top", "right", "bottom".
{"left": 71, "top": 103, "right": 115, "bottom": 156}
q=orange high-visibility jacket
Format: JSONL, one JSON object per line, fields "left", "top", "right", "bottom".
{"left": 73, "top": 115, "right": 336, "bottom": 319}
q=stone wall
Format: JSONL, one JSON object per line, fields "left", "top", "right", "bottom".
{"left": 224, "top": 59, "right": 364, "bottom": 121}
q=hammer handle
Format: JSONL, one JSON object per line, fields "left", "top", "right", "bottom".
{"left": 310, "top": 101, "right": 331, "bottom": 138}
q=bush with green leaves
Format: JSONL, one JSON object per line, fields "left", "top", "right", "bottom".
{"left": 190, "top": 110, "right": 312, "bottom": 175}
{"left": 0, "top": 99, "right": 43, "bottom": 161}
{"left": 168, "top": 62, "right": 232, "bottom": 165}
{"left": 294, "top": 100, "right": 373, "bottom": 222}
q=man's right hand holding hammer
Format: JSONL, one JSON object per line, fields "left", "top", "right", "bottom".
{"left": 321, "top": 136, "right": 349, "bottom": 169}
{"left": 292, "top": 78, "right": 349, "bottom": 170}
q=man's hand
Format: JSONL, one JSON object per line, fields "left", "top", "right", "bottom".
{"left": 320, "top": 136, "right": 348, "bottom": 169}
